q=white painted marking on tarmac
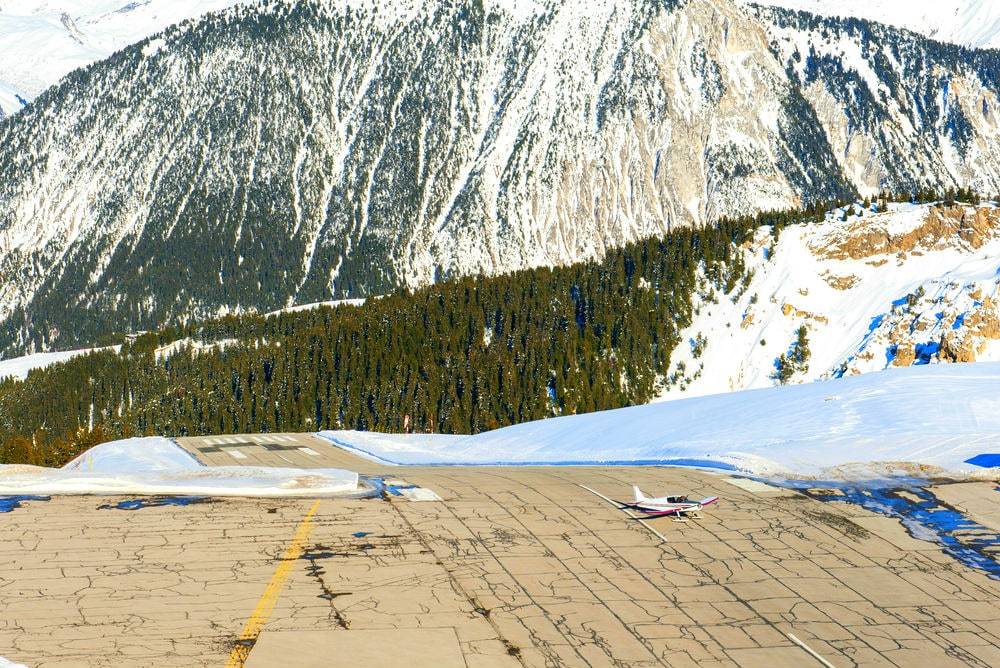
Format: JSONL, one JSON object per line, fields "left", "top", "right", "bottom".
{"left": 577, "top": 484, "right": 669, "bottom": 544}
{"left": 228, "top": 450, "right": 247, "bottom": 460}
{"left": 396, "top": 487, "right": 442, "bottom": 502}
{"left": 787, "top": 633, "right": 837, "bottom": 668}
{"left": 723, "top": 477, "right": 790, "bottom": 495}
{"left": 299, "top": 447, "right": 320, "bottom": 456}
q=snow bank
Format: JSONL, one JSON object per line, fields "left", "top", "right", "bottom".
{"left": 63, "top": 437, "right": 202, "bottom": 472}
{"left": 321, "top": 363, "right": 1000, "bottom": 480}
{"left": 0, "top": 437, "right": 359, "bottom": 497}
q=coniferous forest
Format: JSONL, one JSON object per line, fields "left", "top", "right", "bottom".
{"left": 0, "top": 219, "right": 761, "bottom": 466}
{"left": 13, "top": 192, "right": 968, "bottom": 467}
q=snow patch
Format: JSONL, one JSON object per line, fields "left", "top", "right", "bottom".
{"left": 0, "top": 657, "right": 28, "bottom": 668}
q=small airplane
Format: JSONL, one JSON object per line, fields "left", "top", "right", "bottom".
{"left": 620, "top": 486, "right": 719, "bottom": 521}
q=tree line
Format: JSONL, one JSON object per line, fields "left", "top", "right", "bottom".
{"left": 2, "top": 192, "right": 991, "bottom": 466}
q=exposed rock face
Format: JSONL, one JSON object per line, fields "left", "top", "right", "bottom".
{"left": 656, "top": 202, "right": 1000, "bottom": 400}
{"left": 821, "top": 272, "right": 859, "bottom": 290}
{"left": 812, "top": 205, "right": 1000, "bottom": 260}
{"left": 2, "top": 0, "right": 1000, "bottom": 355}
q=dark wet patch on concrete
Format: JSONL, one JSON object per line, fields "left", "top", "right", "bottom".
{"left": 98, "top": 496, "right": 213, "bottom": 511}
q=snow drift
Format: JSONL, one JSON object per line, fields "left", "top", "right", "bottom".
{"left": 0, "top": 437, "right": 360, "bottom": 497}
{"left": 321, "top": 362, "right": 1000, "bottom": 480}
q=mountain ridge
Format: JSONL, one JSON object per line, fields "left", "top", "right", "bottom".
{"left": 3, "top": 0, "right": 1000, "bottom": 356}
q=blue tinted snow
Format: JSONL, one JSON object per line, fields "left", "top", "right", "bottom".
{"left": 0, "top": 495, "right": 49, "bottom": 513}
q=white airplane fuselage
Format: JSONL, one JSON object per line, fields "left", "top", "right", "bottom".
{"left": 628, "top": 485, "right": 719, "bottom": 517}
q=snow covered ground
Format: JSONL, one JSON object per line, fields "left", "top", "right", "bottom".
{"left": 752, "top": 1, "right": 1000, "bottom": 49}
{"left": 0, "top": 0, "right": 252, "bottom": 115}
{"left": 659, "top": 202, "right": 1000, "bottom": 400}
{"left": 0, "top": 345, "right": 119, "bottom": 380}
{"left": 321, "top": 362, "right": 1000, "bottom": 481}
{"left": 266, "top": 297, "right": 368, "bottom": 317}
{"left": 0, "top": 437, "right": 360, "bottom": 497}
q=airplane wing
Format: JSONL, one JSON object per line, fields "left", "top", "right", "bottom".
{"left": 633, "top": 507, "right": 684, "bottom": 517}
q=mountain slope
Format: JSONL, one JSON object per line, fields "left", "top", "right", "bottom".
{"left": 3, "top": 0, "right": 1000, "bottom": 356}
{"left": 660, "top": 200, "right": 1000, "bottom": 399}
{"left": 753, "top": 1, "right": 1000, "bottom": 50}
{"left": 0, "top": 0, "right": 251, "bottom": 116}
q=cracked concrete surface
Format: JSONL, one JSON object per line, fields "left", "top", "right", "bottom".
{"left": 0, "top": 435, "right": 997, "bottom": 667}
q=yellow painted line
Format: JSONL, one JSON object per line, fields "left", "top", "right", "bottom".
{"left": 226, "top": 499, "right": 322, "bottom": 668}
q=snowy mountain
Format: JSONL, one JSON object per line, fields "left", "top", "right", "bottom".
{"left": 3, "top": 0, "right": 1000, "bottom": 356}
{"left": 0, "top": 0, "right": 251, "bottom": 117}
{"left": 660, "top": 200, "right": 1000, "bottom": 399}
{"left": 753, "top": 1, "right": 1000, "bottom": 50}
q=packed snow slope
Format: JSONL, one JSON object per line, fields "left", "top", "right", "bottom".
{"left": 660, "top": 201, "right": 1000, "bottom": 399}
{"left": 754, "top": 1, "right": 1000, "bottom": 50}
{"left": 0, "top": 436, "right": 360, "bottom": 496}
{"left": 321, "top": 362, "right": 1000, "bottom": 480}
{"left": 0, "top": 345, "right": 119, "bottom": 380}
{"left": 0, "top": 0, "right": 251, "bottom": 117}
{"left": 4, "top": 0, "right": 1000, "bottom": 356}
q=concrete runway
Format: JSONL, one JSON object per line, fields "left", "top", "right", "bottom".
{"left": 0, "top": 433, "right": 997, "bottom": 667}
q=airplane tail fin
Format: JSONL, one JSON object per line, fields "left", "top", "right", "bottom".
{"left": 633, "top": 485, "right": 647, "bottom": 503}
{"left": 699, "top": 496, "right": 719, "bottom": 508}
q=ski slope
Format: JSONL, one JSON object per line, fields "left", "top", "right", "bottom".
{"left": 321, "top": 362, "right": 1000, "bottom": 480}
{"left": 0, "top": 437, "right": 360, "bottom": 496}
{"left": 753, "top": 1, "right": 1000, "bottom": 49}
